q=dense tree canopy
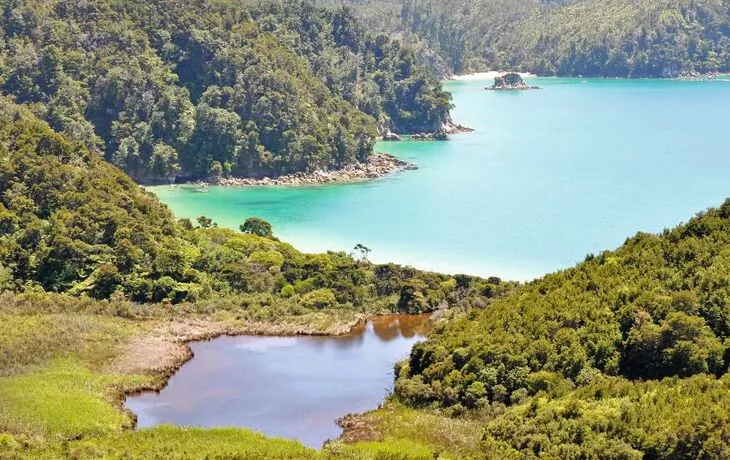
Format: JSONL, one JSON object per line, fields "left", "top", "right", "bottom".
{"left": 395, "top": 197, "right": 730, "bottom": 457}
{"left": 0, "top": 0, "right": 452, "bottom": 182}
{"left": 337, "top": 0, "right": 730, "bottom": 78}
{"left": 0, "top": 99, "right": 503, "bottom": 314}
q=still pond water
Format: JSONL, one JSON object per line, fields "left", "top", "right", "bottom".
{"left": 150, "top": 77, "right": 730, "bottom": 281}
{"left": 126, "top": 315, "right": 431, "bottom": 448}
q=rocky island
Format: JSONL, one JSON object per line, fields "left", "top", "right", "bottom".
{"left": 486, "top": 72, "right": 540, "bottom": 90}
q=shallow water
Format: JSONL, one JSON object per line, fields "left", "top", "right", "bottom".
{"left": 150, "top": 77, "right": 730, "bottom": 280}
{"left": 125, "top": 315, "right": 431, "bottom": 448}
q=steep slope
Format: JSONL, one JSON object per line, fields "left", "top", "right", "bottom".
{"left": 395, "top": 200, "right": 730, "bottom": 457}
{"left": 341, "top": 0, "right": 730, "bottom": 77}
{"left": 0, "top": 0, "right": 452, "bottom": 182}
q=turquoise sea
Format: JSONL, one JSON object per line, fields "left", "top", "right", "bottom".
{"left": 149, "top": 77, "right": 730, "bottom": 280}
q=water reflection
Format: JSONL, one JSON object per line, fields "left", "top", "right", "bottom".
{"left": 126, "top": 314, "right": 431, "bottom": 448}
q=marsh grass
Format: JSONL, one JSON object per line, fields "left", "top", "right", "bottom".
{"left": 331, "top": 401, "right": 484, "bottom": 458}
{"left": 0, "top": 292, "right": 439, "bottom": 458}
{"left": 62, "top": 426, "right": 317, "bottom": 459}
{"left": 0, "top": 359, "right": 151, "bottom": 439}
{"left": 325, "top": 439, "right": 437, "bottom": 459}
{"left": 0, "top": 311, "right": 139, "bottom": 377}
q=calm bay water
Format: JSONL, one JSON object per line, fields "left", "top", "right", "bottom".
{"left": 150, "top": 77, "right": 730, "bottom": 280}
{"left": 126, "top": 315, "right": 431, "bottom": 448}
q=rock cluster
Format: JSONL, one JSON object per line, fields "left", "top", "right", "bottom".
{"left": 486, "top": 72, "right": 540, "bottom": 90}
{"left": 678, "top": 70, "right": 727, "bottom": 80}
{"left": 380, "top": 118, "right": 474, "bottom": 143}
{"left": 411, "top": 131, "right": 448, "bottom": 141}
{"left": 382, "top": 132, "right": 402, "bottom": 141}
{"left": 215, "top": 153, "right": 415, "bottom": 187}
{"left": 441, "top": 121, "right": 474, "bottom": 134}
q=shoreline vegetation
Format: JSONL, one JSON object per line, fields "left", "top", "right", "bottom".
{"left": 0, "top": 0, "right": 455, "bottom": 185}
{"left": 167, "top": 116, "right": 477, "bottom": 188}
{"left": 0, "top": 286, "right": 476, "bottom": 457}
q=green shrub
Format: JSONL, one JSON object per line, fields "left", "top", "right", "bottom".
{"left": 301, "top": 288, "right": 337, "bottom": 309}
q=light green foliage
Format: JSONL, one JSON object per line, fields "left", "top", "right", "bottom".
{"left": 396, "top": 200, "right": 730, "bottom": 457}
{"left": 478, "top": 374, "right": 730, "bottom": 458}
{"left": 63, "top": 426, "right": 316, "bottom": 459}
{"left": 327, "top": 439, "right": 435, "bottom": 459}
{"left": 248, "top": 250, "right": 285, "bottom": 269}
{"left": 0, "top": 360, "right": 150, "bottom": 439}
{"left": 329, "top": 402, "right": 484, "bottom": 458}
{"left": 0, "top": 310, "right": 136, "bottom": 377}
{"left": 280, "top": 284, "right": 296, "bottom": 298}
{"left": 301, "top": 288, "right": 338, "bottom": 309}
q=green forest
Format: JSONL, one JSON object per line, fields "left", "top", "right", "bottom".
{"left": 3, "top": 92, "right": 730, "bottom": 457}
{"left": 0, "top": 98, "right": 500, "bottom": 316}
{"left": 0, "top": 0, "right": 452, "bottom": 182}
{"left": 339, "top": 0, "right": 730, "bottom": 78}
{"left": 395, "top": 200, "right": 730, "bottom": 457}
{"left": 3, "top": 92, "right": 730, "bottom": 458}
{"left": 2, "top": 0, "right": 730, "bottom": 458}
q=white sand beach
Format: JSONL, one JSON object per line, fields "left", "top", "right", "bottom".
{"left": 449, "top": 71, "right": 535, "bottom": 81}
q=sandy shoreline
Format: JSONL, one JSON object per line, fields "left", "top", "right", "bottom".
{"left": 449, "top": 71, "right": 535, "bottom": 81}
{"left": 450, "top": 71, "right": 730, "bottom": 81}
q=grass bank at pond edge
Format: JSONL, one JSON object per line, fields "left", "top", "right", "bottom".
{"left": 0, "top": 292, "right": 467, "bottom": 458}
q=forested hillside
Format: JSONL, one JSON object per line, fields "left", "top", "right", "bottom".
{"left": 0, "top": 98, "right": 503, "bottom": 314}
{"left": 394, "top": 199, "right": 730, "bottom": 457}
{"left": 0, "top": 0, "right": 452, "bottom": 182}
{"left": 340, "top": 0, "right": 730, "bottom": 78}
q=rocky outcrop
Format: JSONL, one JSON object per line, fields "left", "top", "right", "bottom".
{"left": 486, "top": 72, "right": 540, "bottom": 90}
{"left": 215, "top": 153, "right": 415, "bottom": 187}
{"left": 411, "top": 131, "right": 448, "bottom": 141}
{"left": 441, "top": 116, "right": 475, "bottom": 134}
{"left": 678, "top": 70, "right": 727, "bottom": 80}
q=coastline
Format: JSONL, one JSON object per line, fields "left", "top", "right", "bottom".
{"left": 441, "top": 119, "right": 474, "bottom": 134}
{"left": 213, "top": 152, "right": 416, "bottom": 187}
{"left": 449, "top": 71, "right": 535, "bottom": 81}
{"left": 448, "top": 70, "right": 730, "bottom": 81}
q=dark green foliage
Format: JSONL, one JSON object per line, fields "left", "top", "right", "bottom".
{"left": 338, "top": 0, "right": 730, "bottom": 78}
{"left": 0, "top": 102, "right": 504, "bottom": 314}
{"left": 0, "top": 0, "right": 451, "bottom": 182}
{"left": 492, "top": 73, "right": 524, "bottom": 88}
{"left": 240, "top": 217, "right": 273, "bottom": 238}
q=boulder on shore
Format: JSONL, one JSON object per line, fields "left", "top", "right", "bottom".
{"left": 214, "top": 153, "right": 416, "bottom": 187}
{"left": 486, "top": 72, "right": 540, "bottom": 90}
{"left": 411, "top": 131, "right": 448, "bottom": 141}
